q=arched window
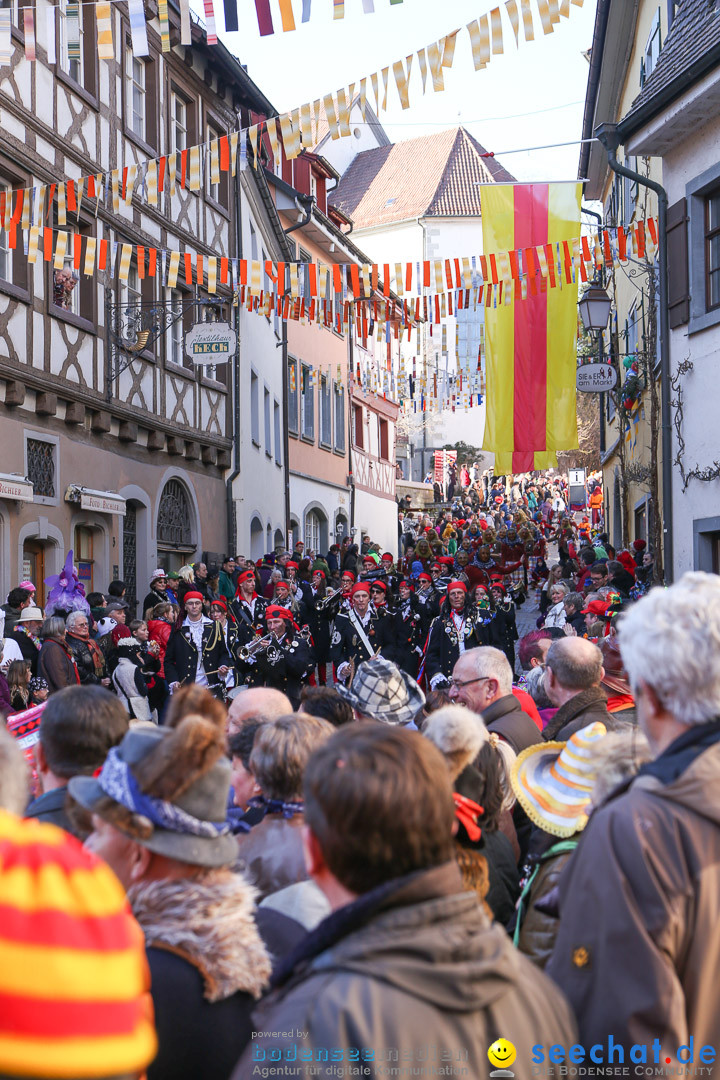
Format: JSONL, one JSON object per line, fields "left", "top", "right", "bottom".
{"left": 304, "top": 509, "right": 328, "bottom": 555}
{"left": 157, "top": 480, "right": 193, "bottom": 548}
{"left": 157, "top": 480, "right": 195, "bottom": 573}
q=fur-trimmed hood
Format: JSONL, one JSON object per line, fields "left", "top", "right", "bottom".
{"left": 129, "top": 870, "right": 271, "bottom": 1003}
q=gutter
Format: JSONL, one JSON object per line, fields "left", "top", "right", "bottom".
{"left": 618, "top": 40, "right": 720, "bottom": 142}
{"left": 284, "top": 194, "right": 314, "bottom": 236}
{"left": 579, "top": 0, "right": 611, "bottom": 181}
{"left": 595, "top": 122, "right": 673, "bottom": 583}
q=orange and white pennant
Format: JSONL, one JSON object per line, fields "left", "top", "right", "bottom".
{"left": 392, "top": 55, "right": 413, "bottom": 109}
{"left": 84, "top": 236, "right": 97, "bottom": 276}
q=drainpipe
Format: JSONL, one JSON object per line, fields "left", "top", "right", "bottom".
{"left": 284, "top": 194, "right": 314, "bottom": 236}
{"left": 281, "top": 318, "right": 291, "bottom": 547}
{"left": 594, "top": 122, "right": 673, "bottom": 583}
{"left": 226, "top": 124, "right": 243, "bottom": 556}
{"left": 582, "top": 206, "right": 606, "bottom": 455}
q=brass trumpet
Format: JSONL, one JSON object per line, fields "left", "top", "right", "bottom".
{"left": 315, "top": 588, "right": 343, "bottom": 613}
{"left": 238, "top": 634, "right": 274, "bottom": 661}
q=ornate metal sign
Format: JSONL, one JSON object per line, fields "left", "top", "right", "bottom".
{"left": 185, "top": 322, "right": 237, "bottom": 365}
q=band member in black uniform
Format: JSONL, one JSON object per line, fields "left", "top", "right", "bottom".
{"left": 489, "top": 580, "right": 519, "bottom": 673}
{"left": 369, "top": 579, "right": 393, "bottom": 615}
{"left": 301, "top": 569, "right": 332, "bottom": 685}
{"left": 208, "top": 597, "right": 240, "bottom": 698}
{"left": 385, "top": 579, "right": 424, "bottom": 679}
{"left": 330, "top": 581, "right": 392, "bottom": 685}
{"left": 230, "top": 568, "right": 268, "bottom": 649}
{"left": 415, "top": 572, "right": 440, "bottom": 634}
{"left": 423, "top": 581, "right": 494, "bottom": 691}
{"left": 254, "top": 605, "right": 314, "bottom": 710}
{"left": 164, "top": 591, "right": 231, "bottom": 700}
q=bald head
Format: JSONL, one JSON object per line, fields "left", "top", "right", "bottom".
{"left": 544, "top": 637, "right": 604, "bottom": 703}
{"left": 227, "top": 687, "right": 293, "bottom": 737}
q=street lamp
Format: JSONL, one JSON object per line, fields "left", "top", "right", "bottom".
{"left": 578, "top": 284, "right": 612, "bottom": 332}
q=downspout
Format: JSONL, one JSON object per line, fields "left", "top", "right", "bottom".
{"left": 582, "top": 205, "right": 606, "bottom": 456}
{"left": 226, "top": 124, "right": 243, "bottom": 556}
{"left": 281, "top": 319, "right": 291, "bottom": 547}
{"left": 348, "top": 309, "right": 356, "bottom": 540}
{"left": 285, "top": 195, "right": 314, "bottom": 235}
{"left": 594, "top": 122, "right": 673, "bottom": 583}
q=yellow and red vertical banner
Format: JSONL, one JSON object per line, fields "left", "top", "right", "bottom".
{"left": 480, "top": 181, "right": 581, "bottom": 473}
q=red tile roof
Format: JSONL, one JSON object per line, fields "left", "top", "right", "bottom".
{"left": 331, "top": 127, "right": 515, "bottom": 228}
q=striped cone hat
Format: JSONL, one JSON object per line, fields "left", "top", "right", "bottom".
{"left": 510, "top": 722, "right": 607, "bottom": 838}
{"left": 0, "top": 809, "right": 157, "bottom": 1078}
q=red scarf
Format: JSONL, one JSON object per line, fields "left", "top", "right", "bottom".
{"left": 453, "top": 793, "right": 484, "bottom": 843}
{"left": 606, "top": 693, "right": 635, "bottom": 713}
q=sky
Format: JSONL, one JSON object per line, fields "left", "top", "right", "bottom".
{"left": 213, "top": 0, "right": 598, "bottom": 185}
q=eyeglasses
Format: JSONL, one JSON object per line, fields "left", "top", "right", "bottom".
{"left": 448, "top": 675, "right": 490, "bottom": 691}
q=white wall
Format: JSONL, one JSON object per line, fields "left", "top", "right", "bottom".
{"left": 354, "top": 489, "right": 398, "bottom": 556}
{"left": 317, "top": 101, "right": 389, "bottom": 176}
{"left": 663, "top": 113, "right": 720, "bottom": 576}
{"left": 233, "top": 179, "right": 287, "bottom": 557}
{"left": 289, "top": 473, "right": 351, "bottom": 553}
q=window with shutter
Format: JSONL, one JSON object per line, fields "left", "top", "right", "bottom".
{"left": 334, "top": 384, "right": 345, "bottom": 453}
{"left": 301, "top": 365, "right": 314, "bottom": 440}
{"left": 288, "top": 357, "right": 299, "bottom": 435}
{"left": 667, "top": 198, "right": 690, "bottom": 328}
{"left": 320, "top": 376, "right": 331, "bottom": 447}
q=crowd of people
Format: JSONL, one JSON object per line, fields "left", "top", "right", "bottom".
{"left": 0, "top": 469, "right": 715, "bottom": 1080}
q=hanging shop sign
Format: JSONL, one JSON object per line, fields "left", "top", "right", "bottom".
{"left": 185, "top": 322, "right": 237, "bottom": 365}
{"left": 576, "top": 364, "right": 617, "bottom": 393}
{"left": 65, "top": 486, "right": 126, "bottom": 516}
{"left": 0, "top": 473, "right": 33, "bottom": 502}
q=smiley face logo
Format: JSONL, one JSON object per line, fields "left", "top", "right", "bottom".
{"left": 488, "top": 1039, "right": 517, "bottom": 1070}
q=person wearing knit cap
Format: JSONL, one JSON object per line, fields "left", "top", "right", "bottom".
{"left": 0, "top": 803, "right": 157, "bottom": 1078}
{"left": 164, "top": 592, "right": 231, "bottom": 700}
{"left": 74, "top": 712, "right": 272, "bottom": 1080}
{"left": 423, "top": 581, "right": 495, "bottom": 691}
{"left": 253, "top": 605, "right": 314, "bottom": 710}
{"left": 330, "top": 581, "right": 392, "bottom": 685}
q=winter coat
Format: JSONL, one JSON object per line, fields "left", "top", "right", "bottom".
{"left": 232, "top": 862, "right": 577, "bottom": 1080}
{"left": 112, "top": 656, "right": 151, "bottom": 722}
{"left": 383, "top": 600, "right": 424, "bottom": 679}
{"left": 254, "top": 634, "right": 313, "bottom": 711}
{"left": 480, "top": 828, "right": 520, "bottom": 927}
{"left": 482, "top": 694, "right": 543, "bottom": 754}
{"left": 547, "top": 723, "right": 720, "bottom": 1053}
{"left": 38, "top": 639, "right": 80, "bottom": 694}
{"left": 0, "top": 671, "right": 10, "bottom": 714}
{"left": 515, "top": 837, "right": 578, "bottom": 968}
{"left": 142, "top": 587, "right": 177, "bottom": 619}
{"left": 25, "top": 786, "right": 75, "bottom": 836}
{"left": 9, "top": 627, "right": 42, "bottom": 676}
{"left": 147, "top": 619, "right": 172, "bottom": 678}
{"left": 65, "top": 633, "right": 105, "bottom": 685}
{"left": 541, "top": 687, "right": 622, "bottom": 742}
{"left": 129, "top": 872, "right": 271, "bottom": 1080}
{"left": 543, "top": 601, "right": 567, "bottom": 629}
{"left": 236, "top": 813, "right": 308, "bottom": 901}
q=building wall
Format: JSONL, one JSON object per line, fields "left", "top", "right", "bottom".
{"left": 233, "top": 174, "right": 287, "bottom": 561}
{"left": 661, "top": 112, "right": 720, "bottom": 574}
{"left": 0, "top": 404, "right": 225, "bottom": 612}
{"left": 597, "top": 0, "right": 668, "bottom": 551}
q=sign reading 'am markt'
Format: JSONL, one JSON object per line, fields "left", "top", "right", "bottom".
{"left": 576, "top": 363, "right": 618, "bottom": 393}
{"left": 185, "top": 322, "right": 237, "bottom": 365}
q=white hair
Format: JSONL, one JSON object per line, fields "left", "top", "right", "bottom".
{"left": 619, "top": 572, "right": 720, "bottom": 727}
{"left": 65, "top": 611, "right": 88, "bottom": 630}
{"left": 423, "top": 705, "right": 488, "bottom": 780}
{"left": 465, "top": 646, "right": 514, "bottom": 696}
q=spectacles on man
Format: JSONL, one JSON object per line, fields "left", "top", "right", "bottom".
{"left": 448, "top": 675, "right": 491, "bottom": 691}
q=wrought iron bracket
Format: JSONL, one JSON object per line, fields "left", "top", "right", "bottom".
{"left": 104, "top": 290, "right": 229, "bottom": 401}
